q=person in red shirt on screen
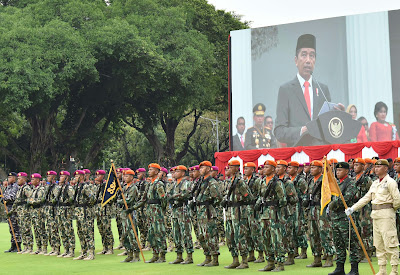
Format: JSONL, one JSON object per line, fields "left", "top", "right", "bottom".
{"left": 346, "top": 104, "right": 368, "bottom": 143}
{"left": 369, "top": 101, "right": 399, "bottom": 142}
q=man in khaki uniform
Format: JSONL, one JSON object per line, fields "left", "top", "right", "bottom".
{"left": 346, "top": 159, "right": 400, "bottom": 275}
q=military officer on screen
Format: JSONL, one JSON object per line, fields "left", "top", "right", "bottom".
{"left": 244, "top": 103, "right": 276, "bottom": 150}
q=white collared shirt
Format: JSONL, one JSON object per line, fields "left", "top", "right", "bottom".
{"left": 297, "top": 73, "right": 314, "bottom": 119}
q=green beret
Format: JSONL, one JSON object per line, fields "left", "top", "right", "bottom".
{"left": 336, "top": 162, "right": 349, "bottom": 169}
{"left": 375, "top": 159, "right": 389, "bottom": 166}
{"left": 253, "top": 103, "right": 266, "bottom": 116}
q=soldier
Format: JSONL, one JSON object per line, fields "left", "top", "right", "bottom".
{"left": 44, "top": 170, "right": 61, "bottom": 256}
{"left": 7, "top": 172, "right": 33, "bottom": 254}
{"left": 304, "top": 162, "right": 311, "bottom": 182}
{"left": 168, "top": 165, "right": 194, "bottom": 264}
{"left": 134, "top": 163, "right": 167, "bottom": 263}
{"left": 84, "top": 169, "right": 92, "bottom": 184}
{"left": 353, "top": 158, "right": 373, "bottom": 262}
{"left": 135, "top": 168, "right": 149, "bottom": 250}
{"left": 348, "top": 158, "right": 356, "bottom": 177}
{"left": 211, "top": 166, "right": 225, "bottom": 246}
{"left": 56, "top": 171, "right": 76, "bottom": 258}
{"left": 256, "top": 160, "right": 287, "bottom": 272}
{"left": 242, "top": 162, "right": 264, "bottom": 264}
{"left": 287, "top": 161, "right": 308, "bottom": 259}
{"left": 190, "top": 165, "right": 202, "bottom": 249}
{"left": 28, "top": 173, "right": 47, "bottom": 255}
{"left": 3, "top": 172, "right": 21, "bottom": 253}
{"left": 114, "top": 168, "right": 125, "bottom": 250}
{"left": 162, "top": 167, "right": 174, "bottom": 252}
{"left": 120, "top": 169, "right": 140, "bottom": 263}
{"left": 276, "top": 160, "right": 299, "bottom": 266}
{"left": 95, "top": 170, "right": 114, "bottom": 255}
{"left": 329, "top": 162, "right": 360, "bottom": 275}
{"left": 346, "top": 159, "right": 400, "bottom": 275}
{"left": 73, "top": 170, "right": 96, "bottom": 260}
{"left": 244, "top": 103, "right": 276, "bottom": 150}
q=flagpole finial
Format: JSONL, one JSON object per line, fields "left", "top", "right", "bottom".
{"left": 111, "top": 160, "right": 114, "bottom": 163}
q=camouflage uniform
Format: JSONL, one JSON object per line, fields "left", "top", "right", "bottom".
{"left": 44, "top": 182, "right": 61, "bottom": 253}
{"left": 169, "top": 178, "right": 193, "bottom": 254}
{"left": 94, "top": 181, "right": 114, "bottom": 252}
{"left": 9, "top": 182, "right": 33, "bottom": 252}
{"left": 215, "top": 178, "right": 226, "bottom": 243}
{"left": 120, "top": 183, "right": 140, "bottom": 256}
{"left": 256, "top": 175, "right": 287, "bottom": 270}
{"left": 115, "top": 181, "right": 124, "bottom": 248}
{"left": 164, "top": 180, "right": 174, "bottom": 249}
{"left": 190, "top": 178, "right": 201, "bottom": 247}
{"left": 3, "top": 182, "right": 21, "bottom": 247}
{"left": 73, "top": 181, "right": 95, "bottom": 259}
{"left": 293, "top": 174, "right": 309, "bottom": 250}
{"left": 223, "top": 178, "right": 238, "bottom": 258}
{"left": 136, "top": 179, "right": 148, "bottom": 248}
{"left": 330, "top": 176, "right": 360, "bottom": 264}
{"left": 55, "top": 182, "right": 75, "bottom": 256}
{"left": 28, "top": 184, "right": 47, "bottom": 253}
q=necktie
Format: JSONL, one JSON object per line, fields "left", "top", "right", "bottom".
{"left": 304, "top": 81, "right": 311, "bottom": 119}
{"left": 240, "top": 135, "right": 244, "bottom": 147}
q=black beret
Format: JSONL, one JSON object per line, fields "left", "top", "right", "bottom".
{"left": 8, "top": 172, "right": 17, "bottom": 177}
{"left": 296, "top": 34, "right": 316, "bottom": 54}
{"left": 372, "top": 156, "right": 379, "bottom": 160}
{"left": 387, "top": 158, "right": 393, "bottom": 162}
{"left": 336, "top": 162, "right": 349, "bottom": 169}
{"left": 348, "top": 158, "right": 354, "bottom": 162}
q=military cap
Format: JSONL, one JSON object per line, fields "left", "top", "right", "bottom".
{"left": 47, "top": 171, "right": 57, "bottom": 176}
{"left": 148, "top": 163, "right": 161, "bottom": 170}
{"left": 276, "top": 160, "right": 288, "bottom": 166}
{"left": 59, "top": 171, "right": 70, "bottom": 176}
{"left": 264, "top": 160, "right": 277, "bottom": 167}
{"left": 228, "top": 160, "right": 240, "bottom": 166}
{"left": 74, "top": 170, "right": 85, "bottom": 175}
{"left": 304, "top": 162, "right": 310, "bottom": 166}
{"left": 348, "top": 158, "right": 354, "bottom": 162}
{"left": 83, "top": 169, "right": 91, "bottom": 174}
{"left": 224, "top": 165, "right": 229, "bottom": 170}
{"left": 96, "top": 170, "right": 106, "bottom": 175}
{"left": 200, "top": 161, "right": 213, "bottom": 167}
{"left": 18, "top": 172, "right": 28, "bottom": 177}
{"left": 336, "top": 162, "right": 349, "bottom": 169}
{"left": 8, "top": 172, "right": 17, "bottom": 177}
{"left": 364, "top": 158, "right": 373, "bottom": 164}
{"left": 329, "top": 158, "right": 338, "bottom": 164}
{"left": 372, "top": 159, "right": 377, "bottom": 165}
{"left": 244, "top": 162, "right": 256, "bottom": 168}
{"left": 136, "top": 168, "right": 146, "bottom": 173}
{"left": 375, "top": 159, "right": 389, "bottom": 166}
{"left": 125, "top": 169, "right": 135, "bottom": 175}
{"left": 160, "top": 167, "right": 168, "bottom": 174}
{"left": 253, "top": 103, "right": 266, "bottom": 116}
{"left": 175, "top": 165, "right": 187, "bottom": 171}
{"left": 116, "top": 168, "right": 123, "bottom": 173}
{"left": 31, "top": 173, "right": 42, "bottom": 179}
{"left": 211, "top": 166, "right": 219, "bottom": 172}
{"left": 372, "top": 156, "right": 380, "bottom": 160}
{"left": 193, "top": 165, "right": 200, "bottom": 171}
{"left": 387, "top": 158, "right": 393, "bottom": 163}
{"left": 299, "top": 163, "right": 304, "bottom": 167}
{"left": 354, "top": 158, "right": 365, "bottom": 165}
{"left": 394, "top": 158, "right": 400, "bottom": 163}
{"left": 288, "top": 161, "right": 299, "bottom": 167}
{"left": 258, "top": 164, "right": 264, "bottom": 170}
{"left": 310, "top": 160, "right": 323, "bottom": 167}
{"left": 296, "top": 34, "right": 316, "bottom": 54}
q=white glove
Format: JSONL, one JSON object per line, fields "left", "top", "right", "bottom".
{"left": 345, "top": 207, "right": 354, "bottom": 216}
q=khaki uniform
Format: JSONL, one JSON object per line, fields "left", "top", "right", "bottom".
{"left": 352, "top": 174, "right": 400, "bottom": 266}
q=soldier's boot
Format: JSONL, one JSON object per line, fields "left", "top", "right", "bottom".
{"left": 376, "top": 265, "right": 387, "bottom": 275}
{"left": 52, "top": 247, "right": 60, "bottom": 256}
{"left": 114, "top": 243, "right": 123, "bottom": 250}
{"left": 73, "top": 251, "right": 86, "bottom": 260}
{"left": 64, "top": 248, "right": 75, "bottom": 258}
{"left": 131, "top": 251, "right": 141, "bottom": 263}
{"left": 258, "top": 260, "right": 275, "bottom": 271}
{"left": 11, "top": 242, "right": 21, "bottom": 253}
{"left": 145, "top": 253, "right": 159, "bottom": 263}
{"left": 57, "top": 249, "right": 68, "bottom": 258}
{"left": 23, "top": 246, "right": 33, "bottom": 254}
{"left": 294, "top": 247, "right": 299, "bottom": 258}
{"left": 30, "top": 248, "right": 41, "bottom": 255}
{"left": 4, "top": 243, "right": 15, "bottom": 253}
{"left": 105, "top": 247, "right": 114, "bottom": 255}
{"left": 44, "top": 248, "right": 54, "bottom": 256}
{"left": 306, "top": 256, "right": 322, "bottom": 267}
{"left": 254, "top": 251, "right": 265, "bottom": 263}
{"left": 323, "top": 256, "right": 334, "bottom": 268}
{"left": 155, "top": 252, "right": 166, "bottom": 263}
{"left": 117, "top": 251, "right": 127, "bottom": 256}
{"left": 236, "top": 255, "right": 249, "bottom": 269}
{"left": 120, "top": 251, "right": 133, "bottom": 263}
{"left": 83, "top": 250, "right": 95, "bottom": 261}
{"left": 248, "top": 250, "right": 256, "bottom": 262}
{"left": 194, "top": 241, "right": 202, "bottom": 249}
{"left": 17, "top": 246, "right": 27, "bottom": 254}
{"left": 271, "top": 262, "right": 285, "bottom": 272}
{"left": 322, "top": 254, "right": 327, "bottom": 260}
{"left": 297, "top": 247, "right": 308, "bottom": 259}
{"left": 38, "top": 246, "right": 47, "bottom": 255}
{"left": 390, "top": 265, "right": 398, "bottom": 275}
{"left": 328, "top": 262, "right": 345, "bottom": 275}
{"left": 224, "top": 256, "right": 240, "bottom": 269}
{"left": 197, "top": 255, "right": 212, "bottom": 266}
{"left": 284, "top": 253, "right": 295, "bottom": 265}
{"left": 97, "top": 246, "right": 107, "bottom": 255}
{"left": 204, "top": 255, "right": 219, "bottom": 267}
{"left": 181, "top": 253, "right": 193, "bottom": 264}
{"left": 346, "top": 262, "right": 359, "bottom": 275}
{"left": 169, "top": 253, "right": 184, "bottom": 264}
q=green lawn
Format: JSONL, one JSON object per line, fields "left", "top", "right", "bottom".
{"left": 0, "top": 220, "right": 383, "bottom": 274}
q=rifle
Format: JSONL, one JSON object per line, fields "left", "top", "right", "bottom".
{"left": 256, "top": 175, "right": 278, "bottom": 212}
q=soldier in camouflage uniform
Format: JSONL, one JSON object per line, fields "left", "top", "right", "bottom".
{"left": 256, "top": 160, "right": 287, "bottom": 272}
{"left": 135, "top": 163, "right": 167, "bottom": 263}
{"left": 119, "top": 169, "right": 141, "bottom": 263}
{"left": 162, "top": 167, "right": 175, "bottom": 252}
{"left": 43, "top": 171, "right": 61, "bottom": 256}
{"left": 352, "top": 158, "right": 373, "bottom": 262}
{"left": 168, "top": 165, "right": 194, "bottom": 264}
{"left": 304, "top": 162, "right": 312, "bottom": 182}
{"left": 193, "top": 161, "right": 222, "bottom": 267}
{"left": 211, "top": 166, "right": 225, "bottom": 245}
{"left": 190, "top": 165, "right": 202, "bottom": 249}
{"left": 73, "top": 170, "right": 96, "bottom": 261}
{"left": 8, "top": 172, "right": 33, "bottom": 254}
{"left": 243, "top": 162, "right": 264, "bottom": 264}
{"left": 328, "top": 162, "right": 360, "bottom": 275}
{"left": 28, "top": 173, "right": 47, "bottom": 255}
{"left": 55, "top": 171, "right": 76, "bottom": 258}
{"left": 304, "top": 160, "right": 335, "bottom": 268}
{"left": 275, "top": 160, "right": 299, "bottom": 266}
{"left": 135, "top": 168, "right": 149, "bottom": 250}
{"left": 287, "top": 161, "right": 308, "bottom": 259}
{"left": 114, "top": 168, "right": 125, "bottom": 250}
{"left": 3, "top": 172, "right": 21, "bottom": 253}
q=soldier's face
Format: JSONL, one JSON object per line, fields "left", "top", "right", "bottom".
{"left": 148, "top": 167, "right": 158, "bottom": 177}
{"left": 17, "top": 177, "right": 25, "bottom": 186}
{"left": 211, "top": 171, "right": 218, "bottom": 178}
{"left": 200, "top": 166, "right": 210, "bottom": 176}
{"left": 96, "top": 175, "right": 104, "bottom": 182}
{"left": 394, "top": 162, "right": 400, "bottom": 173}
{"left": 304, "top": 166, "right": 310, "bottom": 173}
{"left": 8, "top": 176, "right": 16, "bottom": 184}
{"left": 174, "top": 170, "right": 184, "bottom": 179}
{"left": 263, "top": 165, "right": 275, "bottom": 176}
{"left": 225, "top": 169, "right": 231, "bottom": 177}
{"left": 244, "top": 167, "right": 254, "bottom": 177}
{"left": 254, "top": 115, "right": 264, "bottom": 127}
{"left": 310, "top": 166, "right": 322, "bottom": 176}
{"left": 353, "top": 163, "right": 364, "bottom": 174}
{"left": 59, "top": 175, "right": 67, "bottom": 183}
{"left": 31, "top": 178, "right": 40, "bottom": 186}
{"left": 336, "top": 168, "right": 348, "bottom": 179}
{"left": 287, "top": 166, "right": 298, "bottom": 176}
{"left": 117, "top": 172, "right": 122, "bottom": 178}
{"left": 295, "top": 48, "right": 315, "bottom": 80}
{"left": 137, "top": 172, "right": 145, "bottom": 180}
{"left": 124, "top": 174, "right": 133, "bottom": 183}
{"left": 228, "top": 165, "right": 239, "bottom": 175}
{"left": 275, "top": 165, "right": 287, "bottom": 176}
{"left": 47, "top": 175, "right": 53, "bottom": 182}
{"left": 374, "top": 165, "right": 388, "bottom": 177}
{"left": 193, "top": 170, "right": 200, "bottom": 178}
{"left": 349, "top": 161, "right": 354, "bottom": 169}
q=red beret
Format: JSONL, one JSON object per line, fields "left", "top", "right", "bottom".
{"left": 83, "top": 169, "right": 91, "bottom": 174}
{"left": 258, "top": 164, "right": 264, "bottom": 170}
{"left": 74, "top": 170, "right": 85, "bottom": 175}
{"left": 276, "top": 160, "right": 288, "bottom": 166}
{"left": 264, "top": 160, "right": 277, "bottom": 167}
{"left": 211, "top": 166, "right": 219, "bottom": 171}
{"left": 200, "top": 161, "right": 213, "bottom": 167}
{"left": 96, "top": 170, "right": 106, "bottom": 175}
{"left": 161, "top": 167, "right": 168, "bottom": 174}
{"left": 136, "top": 168, "right": 146, "bottom": 173}
{"left": 59, "top": 171, "right": 70, "bottom": 176}
{"left": 193, "top": 165, "right": 200, "bottom": 171}
{"left": 18, "top": 172, "right": 28, "bottom": 177}
{"left": 47, "top": 171, "right": 57, "bottom": 176}
{"left": 31, "top": 173, "right": 42, "bottom": 179}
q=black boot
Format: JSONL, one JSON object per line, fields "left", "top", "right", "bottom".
{"left": 346, "top": 262, "right": 359, "bottom": 275}
{"left": 11, "top": 242, "right": 20, "bottom": 253}
{"left": 328, "top": 262, "right": 345, "bottom": 275}
{"left": 4, "top": 243, "right": 15, "bottom": 253}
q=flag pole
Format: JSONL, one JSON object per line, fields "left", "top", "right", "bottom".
{"left": 325, "top": 158, "right": 375, "bottom": 275}
{"left": 111, "top": 161, "right": 145, "bottom": 262}
{"left": 0, "top": 187, "right": 20, "bottom": 252}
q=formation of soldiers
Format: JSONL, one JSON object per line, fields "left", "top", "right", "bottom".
{"left": 1, "top": 157, "right": 400, "bottom": 274}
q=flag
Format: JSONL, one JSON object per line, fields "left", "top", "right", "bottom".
{"left": 320, "top": 157, "right": 341, "bottom": 215}
{"left": 101, "top": 164, "right": 120, "bottom": 207}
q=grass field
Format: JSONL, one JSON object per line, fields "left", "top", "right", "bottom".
{"left": 0, "top": 220, "right": 384, "bottom": 274}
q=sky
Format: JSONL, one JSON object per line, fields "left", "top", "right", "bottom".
{"left": 207, "top": 0, "right": 400, "bottom": 28}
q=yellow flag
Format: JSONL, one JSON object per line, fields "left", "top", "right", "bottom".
{"left": 320, "top": 157, "right": 341, "bottom": 215}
